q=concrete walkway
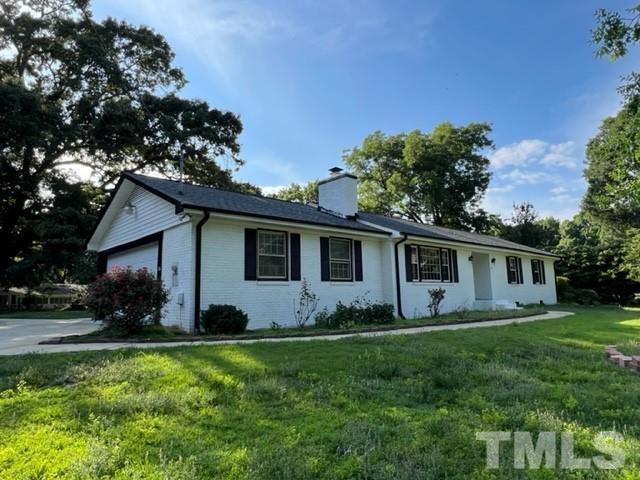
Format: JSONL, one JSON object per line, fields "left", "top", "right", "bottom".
{"left": 0, "top": 311, "right": 574, "bottom": 356}
{"left": 0, "top": 318, "right": 98, "bottom": 356}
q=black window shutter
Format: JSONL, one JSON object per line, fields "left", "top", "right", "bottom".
{"left": 451, "top": 249, "right": 459, "bottom": 283}
{"left": 244, "top": 229, "right": 257, "bottom": 280}
{"left": 506, "top": 256, "right": 513, "bottom": 283}
{"left": 517, "top": 257, "right": 524, "bottom": 284}
{"left": 290, "top": 233, "right": 301, "bottom": 281}
{"left": 354, "top": 240, "right": 363, "bottom": 281}
{"left": 405, "top": 245, "right": 413, "bottom": 282}
{"left": 541, "top": 260, "right": 546, "bottom": 284}
{"left": 530, "top": 259, "right": 537, "bottom": 284}
{"left": 320, "top": 237, "right": 330, "bottom": 281}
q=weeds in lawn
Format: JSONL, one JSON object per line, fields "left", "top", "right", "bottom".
{"left": 1, "top": 306, "right": 640, "bottom": 478}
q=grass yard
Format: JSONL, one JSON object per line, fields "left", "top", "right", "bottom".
{"left": 1, "top": 305, "right": 640, "bottom": 478}
{"left": 0, "top": 310, "right": 90, "bottom": 319}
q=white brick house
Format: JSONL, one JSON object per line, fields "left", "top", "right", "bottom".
{"left": 87, "top": 169, "right": 558, "bottom": 332}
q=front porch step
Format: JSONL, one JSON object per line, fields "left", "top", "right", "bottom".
{"left": 474, "top": 299, "right": 520, "bottom": 311}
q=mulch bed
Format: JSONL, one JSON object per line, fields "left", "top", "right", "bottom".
{"left": 39, "top": 310, "right": 550, "bottom": 345}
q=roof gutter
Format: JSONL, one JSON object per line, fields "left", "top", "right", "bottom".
{"left": 393, "top": 234, "right": 408, "bottom": 319}
{"left": 194, "top": 211, "right": 209, "bottom": 333}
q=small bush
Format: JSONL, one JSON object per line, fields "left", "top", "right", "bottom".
{"left": 428, "top": 288, "right": 446, "bottom": 317}
{"left": 200, "top": 304, "right": 249, "bottom": 334}
{"left": 574, "top": 288, "right": 600, "bottom": 305}
{"left": 85, "top": 267, "right": 169, "bottom": 334}
{"left": 556, "top": 276, "right": 576, "bottom": 302}
{"left": 314, "top": 296, "right": 394, "bottom": 329}
{"left": 293, "top": 278, "right": 319, "bottom": 328}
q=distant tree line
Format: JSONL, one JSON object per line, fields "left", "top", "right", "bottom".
{"left": 1, "top": 1, "right": 639, "bottom": 305}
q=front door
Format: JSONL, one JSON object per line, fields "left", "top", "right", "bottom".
{"left": 472, "top": 252, "right": 493, "bottom": 300}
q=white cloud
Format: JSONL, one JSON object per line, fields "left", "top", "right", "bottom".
{"left": 498, "top": 168, "right": 555, "bottom": 185}
{"left": 489, "top": 139, "right": 546, "bottom": 169}
{"left": 103, "top": 0, "right": 435, "bottom": 88}
{"left": 540, "top": 141, "right": 577, "bottom": 168}
{"left": 490, "top": 139, "right": 578, "bottom": 170}
{"left": 260, "top": 185, "right": 286, "bottom": 195}
{"left": 487, "top": 184, "right": 515, "bottom": 194}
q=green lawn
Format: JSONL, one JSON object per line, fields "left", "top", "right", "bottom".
{"left": 0, "top": 310, "right": 91, "bottom": 319}
{"left": 1, "top": 306, "right": 640, "bottom": 478}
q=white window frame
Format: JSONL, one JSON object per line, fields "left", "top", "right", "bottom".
{"left": 257, "top": 229, "right": 288, "bottom": 280}
{"left": 532, "top": 259, "right": 545, "bottom": 285}
{"left": 507, "top": 256, "right": 520, "bottom": 284}
{"left": 329, "top": 237, "right": 353, "bottom": 281}
{"left": 419, "top": 246, "right": 442, "bottom": 282}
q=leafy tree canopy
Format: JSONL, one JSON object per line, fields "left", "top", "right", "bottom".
{"left": 343, "top": 122, "right": 493, "bottom": 230}
{"left": 555, "top": 214, "right": 638, "bottom": 302}
{"left": 500, "top": 203, "right": 561, "bottom": 251}
{"left": 584, "top": 97, "right": 640, "bottom": 228}
{"left": 272, "top": 180, "right": 319, "bottom": 204}
{"left": 0, "top": 0, "right": 250, "bottom": 286}
{"left": 593, "top": 4, "right": 640, "bottom": 98}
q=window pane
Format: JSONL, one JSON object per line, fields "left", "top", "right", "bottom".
{"left": 258, "top": 255, "right": 286, "bottom": 278}
{"left": 330, "top": 261, "right": 351, "bottom": 280}
{"left": 330, "top": 238, "right": 351, "bottom": 260}
{"left": 420, "top": 246, "right": 441, "bottom": 281}
{"left": 411, "top": 246, "right": 420, "bottom": 280}
{"left": 258, "top": 231, "right": 285, "bottom": 255}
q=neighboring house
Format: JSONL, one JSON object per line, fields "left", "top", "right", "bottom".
{"left": 0, "top": 284, "right": 85, "bottom": 310}
{"left": 87, "top": 168, "right": 558, "bottom": 332}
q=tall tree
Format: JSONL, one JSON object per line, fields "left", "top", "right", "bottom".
{"left": 583, "top": 97, "right": 640, "bottom": 228}
{"left": 273, "top": 180, "right": 319, "bottom": 204}
{"left": 343, "top": 122, "right": 493, "bottom": 229}
{"left": 0, "top": 0, "right": 246, "bottom": 286}
{"left": 500, "top": 203, "right": 560, "bottom": 251}
{"left": 592, "top": 4, "right": 640, "bottom": 98}
{"left": 555, "top": 214, "right": 637, "bottom": 302}
{"left": 7, "top": 176, "right": 105, "bottom": 286}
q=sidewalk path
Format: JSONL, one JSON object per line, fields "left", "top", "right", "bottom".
{"left": 0, "top": 311, "right": 574, "bottom": 356}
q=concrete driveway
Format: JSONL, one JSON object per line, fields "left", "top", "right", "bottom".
{"left": 0, "top": 317, "right": 99, "bottom": 355}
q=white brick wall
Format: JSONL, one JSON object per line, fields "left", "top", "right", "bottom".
{"left": 490, "top": 255, "right": 557, "bottom": 305}
{"left": 318, "top": 175, "right": 358, "bottom": 216}
{"left": 199, "top": 219, "right": 389, "bottom": 329}
{"left": 161, "top": 222, "right": 196, "bottom": 332}
{"left": 397, "top": 243, "right": 557, "bottom": 317}
{"left": 398, "top": 245, "right": 478, "bottom": 318}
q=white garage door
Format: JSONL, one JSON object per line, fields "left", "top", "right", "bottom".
{"left": 106, "top": 241, "right": 159, "bottom": 276}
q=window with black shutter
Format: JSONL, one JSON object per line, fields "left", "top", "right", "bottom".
{"left": 506, "top": 256, "right": 524, "bottom": 284}
{"left": 405, "top": 244, "right": 458, "bottom": 283}
{"left": 531, "top": 259, "right": 546, "bottom": 285}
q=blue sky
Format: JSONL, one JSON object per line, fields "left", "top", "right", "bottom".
{"left": 93, "top": 0, "right": 637, "bottom": 220}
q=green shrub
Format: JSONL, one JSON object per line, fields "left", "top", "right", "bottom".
{"left": 427, "top": 288, "right": 446, "bottom": 317}
{"left": 574, "top": 288, "right": 600, "bottom": 305}
{"left": 314, "top": 297, "right": 394, "bottom": 329}
{"left": 200, "top": 304, "right": 249, "bottom": 334}
{"left": 556, "top": 276, "right": 576, "bottom": 302}
{"left": 85, "top": 267, "right": 169, "bottom": 334}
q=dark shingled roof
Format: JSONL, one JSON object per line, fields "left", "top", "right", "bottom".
{"left": 123, "top": 173, "right": 388, "bottom": 235}
{"left": 358, "top": 212, "right": 558, "bottom": 257}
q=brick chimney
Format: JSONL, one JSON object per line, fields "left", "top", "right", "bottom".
{"left": 318, "top": 167, "right": 358, "bottom": 217}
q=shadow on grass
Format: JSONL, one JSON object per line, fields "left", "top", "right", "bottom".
{"left": 1, "top": 306, "right": 640, "bottom": 478}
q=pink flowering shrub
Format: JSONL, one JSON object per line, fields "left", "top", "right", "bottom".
{"left": 85, "top": 267, "right": 169, "bottom": 333}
